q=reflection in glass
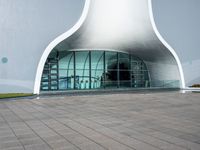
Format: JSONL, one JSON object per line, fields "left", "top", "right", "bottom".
{"left": 59, "top": 51, "right": 74, "bottom": 90}
{"left": 119, "top": 53, "right": 130, "bottom": 87}
{"left": 41, "top": 50, "right": 150, "bottom": 91}
{"left": 91, "top": 51, "right": 104, "bottom": 89}
{"left": 105, "top": 52, "right": 118, "bottom": 88}
{"left": 76, "top": 51, "right": 89, "bottom": 89}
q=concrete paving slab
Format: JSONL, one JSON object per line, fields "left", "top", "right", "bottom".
{"left": 0, "top": 91, "right": 200, "bottom": 150}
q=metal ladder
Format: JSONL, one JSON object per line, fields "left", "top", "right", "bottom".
{"left": 41, "top": 57, "right": 59, "bottom": 91}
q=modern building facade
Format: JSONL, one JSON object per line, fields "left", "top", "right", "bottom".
{"left": 40, "top": 50, "right": 150, "bottom": 91}
{"left": 0, "top": 0, "right": 200, "bottom": 94}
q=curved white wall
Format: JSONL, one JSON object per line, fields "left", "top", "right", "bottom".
{"left": 152, "top": 0, "right": 200, "bottom": 87}
{"left": 2, "top": 0, "right": 198, "bottom": 94}
{"left": 33, "top": 0, "right": 91, "bottom": 94}
{"left": 34, "top": 0, "right": 185, "bottom": 94}
{"left": 0, "top": 0, "right": 85, "bottom": 93}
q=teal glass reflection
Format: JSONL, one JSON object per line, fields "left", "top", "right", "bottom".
{"left": 75, "top": 51, "right": 90, "bottom": 89}
{"left": 119, "top": 53, "right": 131, "bottom": 87}
{"left": 105, "top": 51, "right": 118, "bottom": 88}
{"left": 41, "top": 50, "right": 150, "bottom": 91}
{"left": 59, "top": 51, "right": 74, "bottom": 90}
{"left": 41, "top": 50, "right": 59, "bottom": 91}
{"left": 91, "top": 51, "right": 104, "bottom": 89}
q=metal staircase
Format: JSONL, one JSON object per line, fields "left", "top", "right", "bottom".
{"left": 41, "top": 56, "right": 59, "bottom": 91}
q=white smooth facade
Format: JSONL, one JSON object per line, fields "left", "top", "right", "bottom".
{"left": 0, "top": 0, "right": 199, "bottom": 94}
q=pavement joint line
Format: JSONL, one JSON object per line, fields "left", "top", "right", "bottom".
{"left": 1, "top": 92, "right": 200, "bottom": 150}
{"left": 6, "top": 103, "right": 81, "bottom": 150}
{"left": 45, "top": 98, "right": 188, "bottom": 149}
{"left": 24, "top": 99, "right": 163, "bottom": 150}
{"left": 9, "top": 100, "right": 109, "bottom": 150}
{"left": 0, "top": 113, "right": 26, "bottom": 150}
{"left": 28, "top": 97, "right": 188, "bottom": 149}
{"left": 29, "top": 102, "right": 133, "bottom": 150}
{"left": 61, "top": 108, "right": 187, "bottom": 150}
{"left": 5, "top": 104, "right": 54, "bottom": 150}
{"left": 49, "top": 99, "right": 199, "bottom": 149}
{"left": 19, "top": 100, "right": 136, "bottom": 150}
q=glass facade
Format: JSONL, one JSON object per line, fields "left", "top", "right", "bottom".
{"left": 41, "top": 50, "right": 150, "bottom": 91}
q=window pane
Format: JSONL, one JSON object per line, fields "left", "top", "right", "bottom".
{"left": 119, "top": 53, "right": 130, "bottom": 70}
{"left": 91, "top": 51, "right": 104, "bottom": 70}
{"left": 119, "top": 53, "right": 130, "bottom": 87}
{"left": 91, "top": 69, "right": 104, "bottom": 89}
{"left": 41, "top": 50, "right": 150, "bottom": 91}
{"left": 58, "top": 51, "right": 74, "bottom": 90}
{"left": 105, "top": 51, "right": 118, "bottom": 88}
{"left": 59, "top": 51, "right": 74, "bottom": 69}
{"left": 75, "top": 51, "right": 89, "bottom": 89}
{"left": 91, "top": 51, "right": 104, "bottom": 89}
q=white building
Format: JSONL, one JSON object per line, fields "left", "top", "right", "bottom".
{"left": 0, "top": 0, "right": 199, "bottom": 94}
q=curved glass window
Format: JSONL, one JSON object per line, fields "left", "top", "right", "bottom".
{"left": 41, "top": 50, "right": 150, "bottom": 91}
{"left": 59, "top": 51, "right": 74, "bottom": 90}
{"left": 76, "top": 51, "right": 90, "bottom": 89}
{"left": 105, "top": 51, "right": 118, "bottom": 88}
{"left": 91, "top": 51, "right": 104, "bottom": 89}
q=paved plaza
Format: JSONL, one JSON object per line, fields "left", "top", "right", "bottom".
{"left": 0, "top": 91, "right": 200, "bottom": 150}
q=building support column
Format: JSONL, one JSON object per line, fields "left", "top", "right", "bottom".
{"left": 89, "top": 51, "right": 91, "bottom": 89}
{"left": 56, "top": 51, "right": 59, "bottom": 90}
{"left": 103, "top": 51, "right": 106, "bottom": 89}
{"left": 117, "top": 52, "right": 120, "bottom": 88}
{"left": 129, "top": 54, "right": 132, "bottom": 88}
{"left": 73, "top": 51, "right": 76, "bottom": 89}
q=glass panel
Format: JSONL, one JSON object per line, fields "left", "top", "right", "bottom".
{"left": 131, "top": 56, "right": 150, "bottom": 88}
{"left": 119, "top": 53, "right": 130, "bottom": 87}
{"left": 48, "top": 50, "right": 57, "bottom": 59}
{"left": 59, "top": 69, "right": 74, "bottom": 90}
{"left": 119, "top": 53, "right": 130, "bottom": 70}
{"left": 91, "top": 69, "right": 104, "bottom": 89}
{"left": 41, "top": 50, "right": 151, "bottom": 91}
{"left": 105, "top": 51, "right": 118, "bottom": 88}
{"left": 58, "top": 51, "right": 74, "bottom": 90}
{"left": 91, "top": 51, "right": 104, "bottom": 89}
{"left": 75, "top": 51, "right": 90, "bottom": 89}
{"left": 59, "top": 51, "right": 74, "bottom": 69}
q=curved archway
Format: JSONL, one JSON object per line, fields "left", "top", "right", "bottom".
{"left": 34, "top": 0, "right": 185, "bottom": 94}
{"left": 33, "top": 0, "right": 91, "bottom": 94}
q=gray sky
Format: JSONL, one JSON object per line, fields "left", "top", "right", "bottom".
{"left": 152, "top": 0, "right": 200, "bottom": 62}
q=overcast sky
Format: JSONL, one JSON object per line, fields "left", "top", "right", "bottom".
{"left": 152, "top": 0, "right": 200, "bottom": 62}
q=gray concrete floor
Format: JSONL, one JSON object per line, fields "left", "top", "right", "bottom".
{"left": 0, "top": 92, "right": 200, "bottom": 150}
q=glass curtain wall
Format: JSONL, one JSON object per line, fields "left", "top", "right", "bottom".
{"left": 41, "top": 51, "right": 59, "bottom": 91}
{"left": 105, "top": 52, "right": 118, "bottom": 88}
{"left": 119, "top": 53, "right": 131, "bottom": 87}
{"left": 41, "top": 50, "right": 150, "bottom": 91}
{"left": 131, "top": 56, "right": 149, "bottom": 88}
{"left": 91, "top": 51, "right": 104, "bottom": 89}
{"left": 75, "top": 51, "right": 90, "bottom": 89}
{"left": 58, "top": 51, "right": 74, "bottom": 90}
